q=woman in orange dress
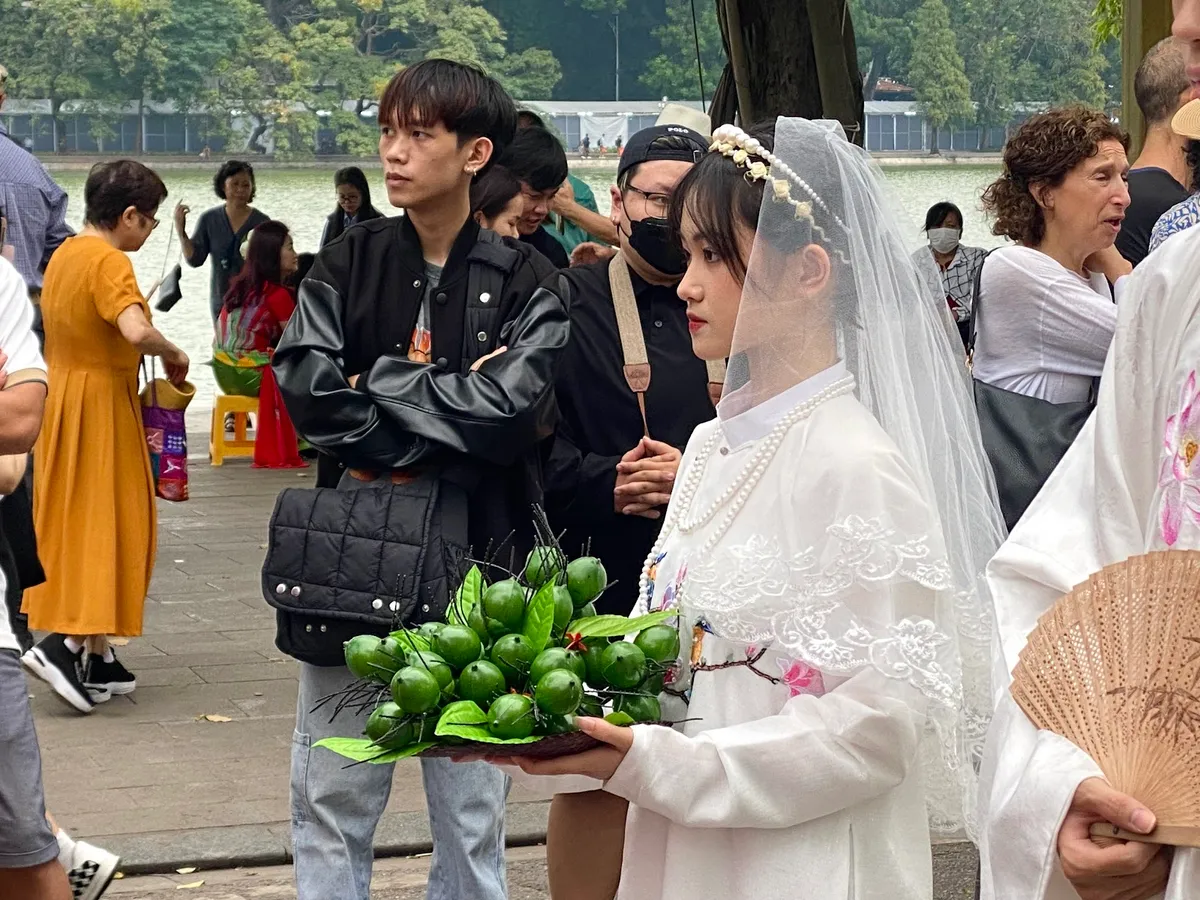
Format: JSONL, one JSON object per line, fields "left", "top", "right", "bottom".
{"left": 21, "top": 160, "right": 189, "bottom": 714}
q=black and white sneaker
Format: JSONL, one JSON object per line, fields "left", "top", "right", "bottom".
{"left": 21, "top": 635, "right": 98, "bottom": 713}
{"left": 84, "top": 653, "right": 137, "bottom": 695}
{"left": 64, "top": 839, "right": 120, "bottom": 900}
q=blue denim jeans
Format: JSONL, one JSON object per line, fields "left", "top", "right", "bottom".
{"left": 291, "top": 662, "right": 511, "bottom": 900}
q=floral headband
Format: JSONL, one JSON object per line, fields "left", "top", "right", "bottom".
{"left": 709, "top": 123, "right": 850, "bottom": 256}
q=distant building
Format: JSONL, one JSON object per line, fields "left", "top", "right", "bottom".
{"left": 1, "top": 96, "right": 1040, "bottom": 156}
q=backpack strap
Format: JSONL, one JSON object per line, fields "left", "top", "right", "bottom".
{"left": 966, "top": 249, "right": 995, "bottom": 366}
{"left": 461, "top": 230, "right": 523, "bottom": 372}
{"left": 607, "top": 252, "right": 724, "bottom": 437}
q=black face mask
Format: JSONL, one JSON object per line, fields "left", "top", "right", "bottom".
{"left": 625, "top": 216, "right": 686, "bottom": 277}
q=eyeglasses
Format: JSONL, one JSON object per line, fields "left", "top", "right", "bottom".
{"left": 140, "top": 213, "right": 160, "bottom": 231}
{"left": 623, "top": 183, "right": 671, "bottom": 217}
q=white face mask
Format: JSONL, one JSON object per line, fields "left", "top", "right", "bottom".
{"left": 928, "top": 227, "right": 962, "bottom": 254}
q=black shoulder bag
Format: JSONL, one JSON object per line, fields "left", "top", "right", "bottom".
{"left": 969, "top": 252, "right": 1098, "bottom": 531}
{"left": 262, "top": 233, "right": 522, "bottom": 666}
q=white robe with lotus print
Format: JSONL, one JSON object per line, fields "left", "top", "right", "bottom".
{"left": 978, "top": 228, "right": 1200, "bottom": 900}
{"left": 590, "top": 368, "right": 971, "bottom": 900}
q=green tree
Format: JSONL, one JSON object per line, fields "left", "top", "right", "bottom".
{"left": 1, "top": 0, "right": 103, "bottom": 149}
{"left": 640, "top": 0, "right": 726, "bottom": 101}
{"left": 849, "top": 0, "right": 920, "bottom": 97}
{"left": 907, "top": 0, "right": 971, "bottom": 150}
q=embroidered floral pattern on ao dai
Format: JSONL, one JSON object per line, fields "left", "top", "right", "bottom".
{"left": 1158, "top": 370, "right": 1200, "bottom": 546}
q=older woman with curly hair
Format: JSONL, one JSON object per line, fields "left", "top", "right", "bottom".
{"left": 973, "top": 107, "right": 1132, "bottom": 404}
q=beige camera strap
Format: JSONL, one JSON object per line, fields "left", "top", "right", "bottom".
{"left": 607, "top": 252, "right": 724, "bottom": 437}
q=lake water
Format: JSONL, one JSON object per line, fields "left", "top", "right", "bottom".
{"left": 48, "top": 163, "right": 1002, "bottom": 405}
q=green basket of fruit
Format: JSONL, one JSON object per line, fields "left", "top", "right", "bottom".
{"left": 315, "top": 539, "right": 680, "bottom": 766}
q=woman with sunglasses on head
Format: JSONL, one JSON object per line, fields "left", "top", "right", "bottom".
{"left": 21, "top": 161, "right": 189, "bottom": 716}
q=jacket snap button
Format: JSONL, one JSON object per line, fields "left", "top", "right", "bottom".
{"left": 372, "top": 598, "right": 383, "bottom": 610}
{"left": 305, "top": 624, "right": 313, "bottom": 632}
{"left": 654, "top": 320, "right": 663, "bottom": 328}
{"left": 436, "top": 292, "right": 447, "bottom": 305}
{"left": 412, "top": 279, "right": 421, "bottom": 288}
{"left": 479, "top": 292, "right": 491, "bottom": 304}
{"left": 477, "top": 331, "right": 487, "bottom": 342}
{"left": 275, "top": 583, "right": 286, "bottom": 594}
{"left": 291, "top": 585, "right": 301, "bottom": 597}
{"left": 422, "top": 603, "right": 430, "bottom": 612}
{"left": 436, "top": 357, "right": 449, "bottom": 370}
{"left": 319, "top": 624, "right": 327, "bottom": 632}
{"left": 389, "top": 601, "right": 400, "bottom": 612}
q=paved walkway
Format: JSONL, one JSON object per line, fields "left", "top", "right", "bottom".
{"left": 30, "top": 456, "right": 549, "bottom": 875}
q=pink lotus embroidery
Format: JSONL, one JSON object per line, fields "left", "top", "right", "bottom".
{"left": 1159, "top": 371, "right": 1200, "bottom": 546}
{"left": 778, "top": 658, "right": 825, "bottom": 698}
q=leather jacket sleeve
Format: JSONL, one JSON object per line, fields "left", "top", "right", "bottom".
{"left": 272, "top": 257, "right": 428, "bottom": 470}
{"left": 360, "top": 270, "right": 571, "bottom": 468}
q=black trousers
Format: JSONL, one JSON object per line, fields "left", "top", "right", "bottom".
{"left": 1, "top": 465, "right": 43, "bottom": 647}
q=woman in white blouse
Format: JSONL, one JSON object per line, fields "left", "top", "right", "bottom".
{"left": 973, "top": 107, "right": 1133, "bottom": 404}
{"left": 492, "top": 118, "right": 1004, "bottom": 900}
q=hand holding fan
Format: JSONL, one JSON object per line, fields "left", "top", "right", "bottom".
{"left": 1010, "top": 550, "right": 1200, "bottom": 847}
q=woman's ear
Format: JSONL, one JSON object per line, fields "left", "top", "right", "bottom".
{"left": 795, "top": 243, "right": 832, "bottom": 294}
{"left": 1031, "top": 182, "right": 1054, "bottom": 212}
{"left": 121, "top": 206, "right": 141, "bottom": 230}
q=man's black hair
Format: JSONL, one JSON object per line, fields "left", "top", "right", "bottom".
{"left": 923, "top": 201, "right": 963, "bottom": 232}
{"left": 378, "top": 59, "right": 518, "bottom": 172}
{"left": 213, "top": 160, "right": 256, "bottom": 201}
{"left": 498, "top": 126, "right": 567, "bottom": 193}
{"left": 85, "top": 160, "right": 168, "bottom": 230}
{"left": 517, "top": 109, "right": 546, "bottom": 130}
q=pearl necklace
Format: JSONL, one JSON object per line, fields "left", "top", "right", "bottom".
{"left": 637, "top": 376, "right": 857, "bottom": 608}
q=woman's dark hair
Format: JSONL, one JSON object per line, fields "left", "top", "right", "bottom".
{"left": 470, "top": 166, "right": 522, "bottom": 221}
{"left": 213, "top": 160, "right": 257, "bottom": 201}
{"left": 288, "top": 252, "right": 316, "bottom": 289}
{"left": 334, "top": 166, "right": 374, "bottom": 209}
{"left": 1188, "top": 140, "right": 1200, "bottom": 195}
{"left": 223, "top": 220, "right": 289, "bottom": 310}
{"left": 667, "top": 122, "right": 850, "bottom": 285}
{"left": 924, "top": 201, "right": 963, "bottom": 232}
{"left": 498, "top": 126, "right": 568, "bottom": 192}
{"left": 982, "top": 106, "right": 1129, "bottom": 246}
{"left": 84, "top": 160, "right": 168, "bottom": 230}
{"left": 378, "top": 59, "right": 517, "bottom": 176}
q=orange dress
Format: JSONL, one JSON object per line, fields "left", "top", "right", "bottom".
{"left": 23, "top": 235, "right": 156, "bottom": 636}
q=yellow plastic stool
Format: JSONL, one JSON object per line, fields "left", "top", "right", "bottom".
{"left": 209, "top": 394, "right": 259, "bottom": 466}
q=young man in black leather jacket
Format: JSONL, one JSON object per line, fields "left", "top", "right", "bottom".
{"left": 272, "top": 60, "right": 570, "bottom": 900}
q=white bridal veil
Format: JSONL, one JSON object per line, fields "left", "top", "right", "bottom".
{"left": 696, "top": 118, "right": 1006, "bottom": 836}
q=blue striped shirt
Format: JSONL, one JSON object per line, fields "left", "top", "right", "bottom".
{"left": 0, "top": 121, "right": 73, "bottom": 290}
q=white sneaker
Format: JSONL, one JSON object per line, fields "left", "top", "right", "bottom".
{"left": 64, "top": 839, "right": 120, "bottom": 900}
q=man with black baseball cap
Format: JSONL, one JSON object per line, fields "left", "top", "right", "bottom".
{"left": 545, "top": 122, "right": 716, "bottom": 611}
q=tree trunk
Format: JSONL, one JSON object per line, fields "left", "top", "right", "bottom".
{"left": 711, "top": 0, "right": 865, "bottom": 146}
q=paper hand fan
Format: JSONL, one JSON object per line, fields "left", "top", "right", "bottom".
{"left": 1010, "top": 550, "right": 1200, "bottom": 847}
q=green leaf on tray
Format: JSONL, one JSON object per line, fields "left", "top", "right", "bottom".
{"left": 604, "top": 712, "right": 636, "bottom": 726}
{"left": 568, "top": 609, "right": 678, "bottom": 638}
{"left": 448, "top": 566, "right": 483, "bottom": 627}
{"left": 437, "top": 699, "right": 488, "bottom": 730}
{"left": 389, "top": 629, "right": 431, "bottom": 655}
{"left": 436, "top": 722, "right": 543, "bottom": 744}
{"left": 523, "top": 581, "right": 557, "bottom": 652}
{"left": 435, "top": 699, "right": 542, "bottom": 744}
{"left": 314, "top": 736, "right": 435, "bottom": 764}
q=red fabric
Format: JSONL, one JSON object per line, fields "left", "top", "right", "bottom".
{"left": 216, "top": 282, "right": 296, "bottom": 355}
{"left": 253, "top": 363, "right": 308, "bottom": 469}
